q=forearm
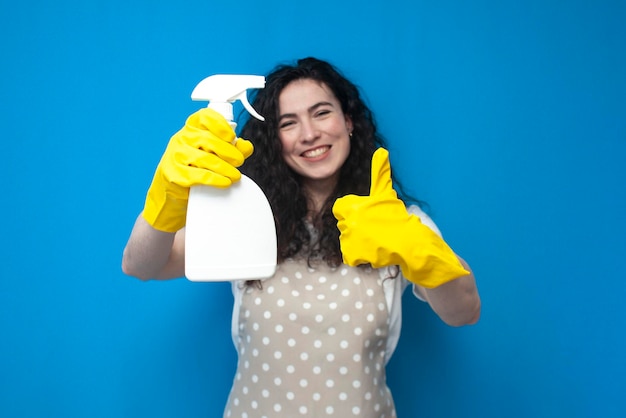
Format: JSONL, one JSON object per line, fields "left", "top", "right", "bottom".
{"left": 121, "top": 213, "right": 184, "bottom": 280}
{"left": 417, "top": 257, "right": 481, "bottom": 327}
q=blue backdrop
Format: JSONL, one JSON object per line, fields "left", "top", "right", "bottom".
{"left": 2, "top": 1, "right": 625, "bottom": 417}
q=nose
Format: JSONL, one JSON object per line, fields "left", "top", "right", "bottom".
{"left": 300, "top": 118, "right": 319, "bottom": 143}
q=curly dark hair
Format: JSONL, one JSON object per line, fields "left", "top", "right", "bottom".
{"left": 239, "top": 57, "right": 417, "bottom": 268}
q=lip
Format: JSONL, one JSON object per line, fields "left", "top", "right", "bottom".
{"left": 301, "top": 145, "right": 331, "bottom": 160}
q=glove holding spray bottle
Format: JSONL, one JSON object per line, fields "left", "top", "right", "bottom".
{"left": 332, "top": 148, "right": 469, "bottom": 288}
{"left": 142, "top": 108, "right": 254, "bottom": 233}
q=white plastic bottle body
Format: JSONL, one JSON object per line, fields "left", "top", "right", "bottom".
{"left": 185, "top": 178, "right": 277, "bottom": 281}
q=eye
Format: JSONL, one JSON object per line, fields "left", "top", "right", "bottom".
{"left": 315, "top": 109, "right": 332, "bottom": 118}
{"left": 279, "top": 120, "right": 296, "bottom": 130}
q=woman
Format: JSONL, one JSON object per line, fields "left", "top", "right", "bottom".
{"left": 123, "top": 57, "right": 480, "bottom": 417}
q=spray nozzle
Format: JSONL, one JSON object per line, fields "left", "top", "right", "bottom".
{"left": 191, "top": 74, "right": 265, "bottom": 123}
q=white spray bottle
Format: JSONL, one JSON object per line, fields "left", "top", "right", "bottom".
{"left": 185, "top": 74, "right": 277, "bottom": 281}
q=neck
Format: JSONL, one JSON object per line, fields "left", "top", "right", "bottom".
{"left": 302, "top": 177, "right": 337, "bottom": 215}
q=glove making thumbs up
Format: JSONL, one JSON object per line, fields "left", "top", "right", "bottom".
{"left": 332, "top": 148, "right": 469, "bottom": 288}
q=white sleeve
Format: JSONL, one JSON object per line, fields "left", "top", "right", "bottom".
{"left": 230, "top": 281, "right": 245, "bottom": 349}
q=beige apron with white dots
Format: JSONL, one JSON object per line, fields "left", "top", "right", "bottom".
{"left": 224, "top": 258, "right": 396, "bottom": 418}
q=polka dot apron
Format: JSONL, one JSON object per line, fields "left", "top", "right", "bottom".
{"left": 225, "top": 258, "right": 397, "bottom": 417}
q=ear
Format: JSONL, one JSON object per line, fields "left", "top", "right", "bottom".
{"left": 345, "top": 115, "right": 353, "bottom": 135}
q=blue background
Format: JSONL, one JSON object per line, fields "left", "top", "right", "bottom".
{"left": 2, "top": 0, "right": 625, "bottom": 417}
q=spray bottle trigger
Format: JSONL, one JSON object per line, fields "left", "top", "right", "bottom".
{"left": 235, "top": 91, "right": 265, "bottom": 122}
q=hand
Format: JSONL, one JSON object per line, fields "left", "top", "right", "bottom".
{"left": 332, "top": 148, "right": 469, "bottom": 288}
{"left": 142, "top": 108, "right": 254, "bottom": 232}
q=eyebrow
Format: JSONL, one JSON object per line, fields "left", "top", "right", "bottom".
{"left": 278, "top": 101, "right": 335, "bottom": 121}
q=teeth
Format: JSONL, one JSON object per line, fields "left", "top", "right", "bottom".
{"left": 303, "top": 147, "right": 329, "bottom": 158}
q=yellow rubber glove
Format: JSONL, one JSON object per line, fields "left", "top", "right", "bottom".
{"left": 142, "top": 108, "right": 254, "bottom": 232}
{"left": 332, "top": 148, "right": 469, "bottom": 288}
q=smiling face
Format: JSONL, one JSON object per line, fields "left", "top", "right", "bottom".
{"left": 277, "top": 79, "right": 353, "bottom": 198}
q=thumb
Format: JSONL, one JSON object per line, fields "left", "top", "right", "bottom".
{"left": 369, "top": 148, "right": 394, "bottom": 196}
{"left": 234, "top": 137, "right": 254, "bottom": 160}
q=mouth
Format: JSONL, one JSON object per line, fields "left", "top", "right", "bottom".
{"left": 301, "top": 146, "right": 331, "bottom": 158}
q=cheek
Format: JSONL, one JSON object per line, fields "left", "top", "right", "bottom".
{"left": 278, "top": 135, "right": 298, "bottom": 168}
{"left": 278, "top": 130, "right": 295, "bottom": 150}
{"left": 338, "top": 130, "right": 351, "bottom": 153}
